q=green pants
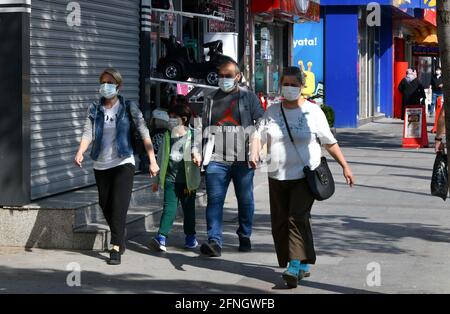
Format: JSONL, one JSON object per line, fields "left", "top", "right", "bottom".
{"left": 158, "top": 181, "right": 196, "bottom": 237}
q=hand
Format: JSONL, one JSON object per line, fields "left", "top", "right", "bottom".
{"left": 149, "top": 162, "right": 160, "bottom": 178}
{"left": 249, "top": 153, "right": 259, "bottom": 169}
{"left": 74, "top": 151, "right": 84, "bottom": 168}
{"left": 192, "top": 152, "right": 202, "bottom": 168}
{"left": 435, "top": 140, "right": 445, "bottom": 153}
{"left": 152, "top": 183, "right": 159, "bottom": 193}
{"left": 343, "top": 166, "right": 355, "bottom": 187}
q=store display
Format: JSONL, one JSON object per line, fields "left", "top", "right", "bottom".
{"left": 207, "top": 0, "right": 236, "bottom": 33}
{"left": 157, "top": 35, "right": 235, "bottom": 86}
{"left": 151, "top": 0, "right": 170, "bottom": 10}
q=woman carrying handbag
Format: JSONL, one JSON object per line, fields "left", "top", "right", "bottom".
{"left": 250, "top": 66, "right": 355, "bottom": 288}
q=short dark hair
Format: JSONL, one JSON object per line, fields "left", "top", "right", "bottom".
{"left": 219, "top": 59, "right": 241, "bottom": 75}
{"left": 168, "top": 103, "right": 192, "bottom": 126}
{"left": 280, "top": 66, "right": 305, "bottom": 86}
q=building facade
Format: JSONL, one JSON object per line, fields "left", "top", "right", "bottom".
{"left": 303, "top": 0, "right": 437, "bottom": 128}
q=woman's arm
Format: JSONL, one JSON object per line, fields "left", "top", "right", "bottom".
{"left": 74, "top": 138, "right": 91, "bottom": 168}
{"left": 249, "top": 136, "right": 262, "bottom": 169}
{"left": 129, "top": 101, "right": 159, "bottom": 176}
{"left": 74, "top": 114, "right": 93, "bottom": 168}
{"left": 143, "top": 137, "right": 159, "bottom": 176}
{"left": 325, "top": 143, "right": 355, "bottom": 187}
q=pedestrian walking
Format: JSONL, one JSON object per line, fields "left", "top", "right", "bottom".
{"left": 398, "top": 68, "right": 426, "bottom": 120}
{"left": 150, "top": 103, "right": 201, "bottom": 252}
{"left": 74, "top": 68, "right": 159, "bottom": 265}
{"left": 192, "top": 60, "right": 265, "bottom": 257}
{"left": 430, "top": 67, "right": 444, "bottom": 117}
{"left": 250, "top": 66, "right": 355, "bottom": 288}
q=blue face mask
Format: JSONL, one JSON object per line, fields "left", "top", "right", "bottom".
{"left": 99, "top": 83, "right": 118, "bottom": 99}
{"left": 219, "top": 78, "right": 237, "bottom": 93}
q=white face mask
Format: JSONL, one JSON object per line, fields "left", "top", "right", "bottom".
{"left": 168, "top": 118, "right": 180, "bottom": 130}
{"left": 436, "top": 71, "right": 442, "bottom": 76}
{"left": 99, "top": 83, "right": 118, "bottom": 99}
{"left": 218, "top": 78, "right": 237, "bottom": 93}
{"left": 282, "top": 86, "right": 301, "bottom": 101}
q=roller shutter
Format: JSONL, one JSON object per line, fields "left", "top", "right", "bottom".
{"left": 30, "top": 0, "right": 140, "bottom": 199}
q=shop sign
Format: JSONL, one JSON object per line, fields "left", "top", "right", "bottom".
{"left": 402, "top": 105, "right": 429, "bottom": 148}
{"left": 293, "top": 19, "right": 324, "bottom": 96}
{"left": 405, "top": 107, "right": 422, "bottom": 138}
{"left": 412, "top": 45, "right": 439, "bottom": 55}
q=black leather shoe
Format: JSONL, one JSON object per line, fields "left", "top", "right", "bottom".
{"left": 238, "top": 237, "right": 252, "bottom": 252}
{"left": 282, "top": 270, "right": 298, "bottom": 288}
{"left": 200, "top": 240, "right": 222, "bottom": 257}
{"left": 107, "top": 250, "right": 121, "bottom": 265}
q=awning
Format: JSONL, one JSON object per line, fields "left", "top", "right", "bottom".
{"left": 251, "top": 0, "right": 320, "bottom": 22}
{"left": 393, "top": 7, "right": 437, "bottom": 45}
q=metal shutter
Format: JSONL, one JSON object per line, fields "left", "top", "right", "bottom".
{"left": 30, "top": 0, "right": 140, "bottom": 199}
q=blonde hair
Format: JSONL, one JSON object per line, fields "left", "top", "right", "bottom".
{"left": 99, "top": 68, "right": 123, "bottom": 86}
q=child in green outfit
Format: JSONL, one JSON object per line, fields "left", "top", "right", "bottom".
{"left": 151, "top": 104, "right": 201, "bottom": 252}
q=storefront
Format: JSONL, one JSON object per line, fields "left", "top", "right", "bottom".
{"left": 392, "top": 3, "right": 438, "bottom": 117}
{"left": 249, "top": 0, "right": 321, "bottom": 101}
{"left": 0, "top": 0, "right": 148, "bottom": 204}
{"left": 147, "top": 0, "right": 241, "bottom": 110}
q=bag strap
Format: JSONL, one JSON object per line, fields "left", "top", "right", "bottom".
{"left": 280, "top": 105, "right": 306, "bottom": 166}
{"left": 280, "top": 105, "right": 294, "bottom": 143}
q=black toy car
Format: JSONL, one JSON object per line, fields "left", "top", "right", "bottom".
{"left": 157, "top": 35, "right": 235, "bottom": 86}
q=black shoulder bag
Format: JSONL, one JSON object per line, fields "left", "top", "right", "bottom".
{"left": 125, "top": 101, "right": 146, "bottom": 155}
{"left": 280, "top": 106, "right": 335, "bottom": 201}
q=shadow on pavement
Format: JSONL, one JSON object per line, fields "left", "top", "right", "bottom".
{"left": 0, "top": 265, "right": 268, "bottom": 294}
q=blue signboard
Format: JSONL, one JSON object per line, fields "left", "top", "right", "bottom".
{"left": 293, "top": 19, "right": 324, "bottom": 96}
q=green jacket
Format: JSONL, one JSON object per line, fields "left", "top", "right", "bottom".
{"left": 155, "top": 128, "right": 201, "bottom": 192}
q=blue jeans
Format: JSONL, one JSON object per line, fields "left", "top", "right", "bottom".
{"left": 205, "top": 161, "right": 255, "bottom": 247}
{"left": 431, "top": 93, "right": 444, "bottom": 115}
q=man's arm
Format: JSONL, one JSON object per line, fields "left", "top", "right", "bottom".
{"left": 249, "top": 92, "right": 265, "bottom": 123}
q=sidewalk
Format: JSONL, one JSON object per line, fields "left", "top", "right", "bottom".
{"left": 1, "top": 118, "right": 450, "bottom": 294}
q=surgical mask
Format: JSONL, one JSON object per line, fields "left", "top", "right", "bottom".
{"left": 168, "top": 118, "right": 180, "bottom": 130}
{"left": 99, "top": 83, "right": 118, "bottom": 99}
{"left": 219, "top": 78, "right": 237, "bottom": 93}
{"left": 282, "top": 86, "right": 301, "bottom": 101}
{"left": 436, "top": 71, "right": 442, "bottom": 76}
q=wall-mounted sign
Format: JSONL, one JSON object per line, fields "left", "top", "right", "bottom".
{"left": 207, "top": 0, "right": 236, "bottom": 33}
{"left": 293, "top": 19, "right": 324, "bottom": 96}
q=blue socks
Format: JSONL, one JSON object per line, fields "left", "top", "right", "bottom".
{"left": 287, "top": 260, "right": 301, "bottom": 275}
{"left": 300, "top": 263, "right": 310, "bottom": 272}
{"left": 287, "top": 260, "right": 310, "bottom": 275}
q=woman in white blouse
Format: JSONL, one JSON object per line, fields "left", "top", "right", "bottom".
{"left": 250, "top": 66, "right": 355, "bottom": 288}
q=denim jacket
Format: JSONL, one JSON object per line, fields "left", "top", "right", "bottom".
{"left": 82, "top": 95, "right": 150, "bottom": 161}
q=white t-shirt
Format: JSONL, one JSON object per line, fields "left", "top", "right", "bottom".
{"left": 255, "top": 101, "right": 337, "bottom": 181}
{"left": 93, "top": 100, "right": 135, "bottom": 170}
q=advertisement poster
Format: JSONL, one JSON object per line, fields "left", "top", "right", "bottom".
{"left": 293, "top": 19, "right": 324, "bottom": 96}
{"left": 405, "top": 107, "right": 423, "bottom": 138}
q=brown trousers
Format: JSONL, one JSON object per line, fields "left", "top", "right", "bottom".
{"left": 268, "top": 177, "right": 316, "bottom": 267}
